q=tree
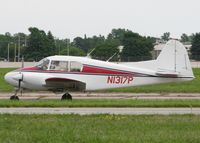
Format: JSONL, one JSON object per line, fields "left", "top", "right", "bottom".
{"left": 108, "top": 29, "right": 127, "bottom": 41}
{"left": 60, "top": 46, "right": 86, "bottom": 56}
{"left": 181, "top": 33, "right": 189, "bottom": 42}
{"left": 73, "top": 37, "right": 87, "bottom": 51}
{"left": 0, "top": 33, "right": 13, "bottom": 60}
{"left": 73, "top": 35, "right": 105, "bottom": 53}
{"left": 55, "top": 38, "right": 70, "bottom": 55}
{"left": 25, "top": 27, "right": 56, "bottom": 61}
{"left": 91, "top": 41, "right": 119, "bottom": 61}
{"left": 47, "top": 31, "right": 56, "bottom": 55}
{"left": 161, "top": 32, "right": 170, "bottom": 41}
{"left": 191, "top": 33, "right": 200, "bottom": 60}
{"left": 121, "top": 31, "right": 153, "bottom": 61}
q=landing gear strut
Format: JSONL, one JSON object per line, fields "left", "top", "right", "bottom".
{"left": 61, "top": 93, "right": 72, "bottom": 100}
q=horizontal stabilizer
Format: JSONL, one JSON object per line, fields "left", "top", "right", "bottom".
{"left": 156, "top": 71, "right": 179, "bottom": 77}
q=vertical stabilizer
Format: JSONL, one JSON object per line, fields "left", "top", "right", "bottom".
{"left": 156, "top": 40, "right": 194, "bottom": 78}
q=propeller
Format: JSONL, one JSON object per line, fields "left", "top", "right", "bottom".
{"left": 12, "top": 57, "right": 24, "bottom": 92}
{"left": 18, "top": 56, "right": 24, "bottom": 96}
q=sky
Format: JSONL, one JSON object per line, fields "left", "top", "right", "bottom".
{"left": 0, "top": 0, "right": 200, "bottom": 40}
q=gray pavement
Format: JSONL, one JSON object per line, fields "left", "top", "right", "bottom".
{"left": 1, "top": 92, "right": 200, "bottom": 115}
{"left": 1, "top": 92, "right": 200, "bottom": 99}
{"left": 0, "top": 107, "right": 199, "bottom": 115}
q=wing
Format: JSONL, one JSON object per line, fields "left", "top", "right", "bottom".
{"left": 44, "top": 77, "right": 86, "bottom": 91}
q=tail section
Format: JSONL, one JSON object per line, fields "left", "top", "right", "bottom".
{"left": 156, "top": 40, "right": 194, "bottom": 78}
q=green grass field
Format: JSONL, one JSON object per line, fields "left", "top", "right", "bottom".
{"left": 0, "top": 99, "right": 200, "bottom": 107}
{"left": 0, "top": 68, "right": 200, "bottom": 93}
{"left": 0, "top": 114, "right": 200, "bottom": 143}
{"left": 0, "top": 68, "right": 15, "bottom": 92}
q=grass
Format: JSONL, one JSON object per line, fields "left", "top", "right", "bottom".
{"left": 1, "top": 99, "right": 200, "bottom": 107}
{"left": 0, "top": 68, "right": 15, "bottom": 92}
{"left": 0, "top": 68, "right": 200, "bottom": 93}
{"left": 0, "top": 114, "right": 200, "bottom": 143}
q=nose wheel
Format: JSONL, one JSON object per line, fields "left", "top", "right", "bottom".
{"left": 10, "top": 95, "right": 19, "bottom": 100}
{"left": 61, "top": 93, "right": 72, "bottom": 100}
{"left": 10, "top": 88, "right": 22, "bottom": 100}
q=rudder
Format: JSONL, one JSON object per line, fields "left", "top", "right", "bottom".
{"left": 156, "top": 40, "right": 194, "bottom": 78}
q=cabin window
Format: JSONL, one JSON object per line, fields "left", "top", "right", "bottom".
{"left": 36, "top": 58, "right": 50, "bottom": 70}
{"left": 50, "top": 60, "right": 68, "bottom": 71}
{"left": 70, "top": 61, "right": 83, "bottom": 72}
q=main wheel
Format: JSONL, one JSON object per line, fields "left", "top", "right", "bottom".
{"left": 61, "top": 93, "right": 72, "bottom": 100}
{"left": 10, "top": 95, "right": 19, "bottom": 100}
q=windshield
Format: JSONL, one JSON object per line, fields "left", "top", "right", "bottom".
{"left": 36, "top": 58, "right": 50, "bottom": 70}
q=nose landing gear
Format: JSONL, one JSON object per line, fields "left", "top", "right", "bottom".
{"left": 10, "top": 89, "right": 22, "bottom": 100}
{"left": 10, "top": 95, "right": 19, "bottom": 100}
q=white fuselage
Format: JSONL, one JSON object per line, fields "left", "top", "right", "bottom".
{"left": 4, "top": 56, "right": 193, "bottom": 91}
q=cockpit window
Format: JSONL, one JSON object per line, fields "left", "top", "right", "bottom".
{"left": 36, "top": 58, "right": 50, "bottom": 70}
{"left": 70, "top": 61, "right": 83, "bottom": 72}
{"left": 50, "top": 60, "right": 68, "bottom": 71}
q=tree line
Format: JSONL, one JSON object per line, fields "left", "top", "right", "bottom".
{"left": 0, "top": 27, "right": 200, "bottom": 61}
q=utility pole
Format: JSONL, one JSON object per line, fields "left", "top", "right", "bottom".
{"left": 7, "top": 43, "right": 10, "bottom": 62}
{"left": 14, "top": 43, "right": 17, "bottom": 62}
{"left": 18, "top": 35, "right": 20, "bottom": 62}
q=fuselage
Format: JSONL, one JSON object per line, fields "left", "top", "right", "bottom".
{"left": 4, "top": 55, "right": 194, "bottom": 91}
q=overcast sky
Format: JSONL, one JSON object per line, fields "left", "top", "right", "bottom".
{"left": 0, "top": 0, "right": 199, "bottom": 40}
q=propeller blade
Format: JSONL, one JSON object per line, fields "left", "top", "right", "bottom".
{"left": 18, "top": 74, "right": 23, "bottom": 96}
{"left": 18, "top": 79, "right": 21, "bottom": 89}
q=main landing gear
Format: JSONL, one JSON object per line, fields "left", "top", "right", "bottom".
{"left": 61, "top": 93, "right": 72, "bottom": 100}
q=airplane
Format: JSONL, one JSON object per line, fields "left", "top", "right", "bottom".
{"left": 4, "top": 40, "right": 194, "bottom": 100}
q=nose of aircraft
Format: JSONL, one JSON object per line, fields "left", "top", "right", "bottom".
{"left": 4, "top": 71, "right": 22, "bottom": 86}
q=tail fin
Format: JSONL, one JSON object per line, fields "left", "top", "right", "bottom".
{"left": 156, "top": 40, "right": 194, "bottom": 78}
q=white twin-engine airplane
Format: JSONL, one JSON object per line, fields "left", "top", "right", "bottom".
{"left": 4, "top": 40, "right": 194, "bottom": 100}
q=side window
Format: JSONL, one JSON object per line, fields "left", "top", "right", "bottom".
{"left": 50, "top": 61, "right": 68, "bottom": 71}
{"left": 70, "top": 61, "right": 83, "bottom": 72}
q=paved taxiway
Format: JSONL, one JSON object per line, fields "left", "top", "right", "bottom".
{"left": 0, "top": 107, "right": 200, "bottom": 115}
{"left": 1, "top": 92, "right": 200, "bottom": 99}
{"left": 1, "top": 93, "right": 200, "bottom": 115}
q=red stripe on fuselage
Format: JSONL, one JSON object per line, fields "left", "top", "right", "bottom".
{"left": 82, "top": 65, "right": 129, "bottom": 74}
{"left": 20, "top": 65, "right": 132, "bottom": 75}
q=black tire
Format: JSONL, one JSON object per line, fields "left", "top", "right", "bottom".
{"left": 61, "top": 93, "right": 72, "bottom": 100}
{"left": 10, "top": 95, "right": 19, "bottom": 100}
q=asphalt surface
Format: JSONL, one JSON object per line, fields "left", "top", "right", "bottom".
{"left": 1, "top": 92, "right": 200, "bottom": 115}
{"left": 1, "top": 92, "right": 200, "bottom": 99}
{"left": 0, "top": 107, "right": 199, "bottom": 115}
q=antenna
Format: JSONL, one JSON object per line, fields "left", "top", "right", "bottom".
{"left": 87, "top": 48, "right": 96, "bottom": 58}
{"left": 106, "top": 45, "right": 124, "bottom": 62}
{"left": 106, "top": 52, "right": 118, "bottom": 62}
